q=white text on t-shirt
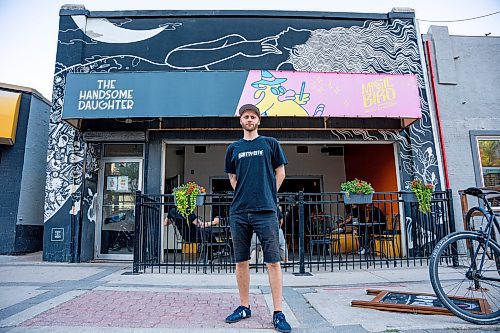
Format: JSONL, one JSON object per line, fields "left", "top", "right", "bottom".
{"left": 238, "top": 150, "right": 264, "bottom": 159}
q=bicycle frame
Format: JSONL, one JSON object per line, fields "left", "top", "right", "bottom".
{"left": 467, "top": 196, "right": 500, "bottom": 286}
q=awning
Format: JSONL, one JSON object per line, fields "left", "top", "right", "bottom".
{"left": 62, "top": 70, "right": 421, "bottom": 130}
{"left": 0, "top": 90, "right": 21, "bottom": 145}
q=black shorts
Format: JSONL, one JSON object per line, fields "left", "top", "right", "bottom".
{"left": 229, "top": 211, "right": 281, "bottom": 263}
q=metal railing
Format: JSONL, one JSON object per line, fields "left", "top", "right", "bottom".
{"left": 133, "top": 190, "right": 455, "bottom": 274}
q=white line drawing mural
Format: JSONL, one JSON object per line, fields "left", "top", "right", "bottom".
{"left": 71, "top": 15, "right": 182, "bottom": 44}
{"left": 165, "top": 28, "right": 312, "bottom": 70}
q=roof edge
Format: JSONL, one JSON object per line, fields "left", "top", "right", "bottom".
{"left": 0, "top": 83, "right": 51, "bottom": 105}
{"left": 58, "top": 5, "right": 403, "bottom": 20}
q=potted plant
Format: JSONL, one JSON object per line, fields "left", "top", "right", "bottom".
{"left": 403, "top": 178, "right": 434, "bottom": 213}
{"left": 173, "top": 181, "right": 206, "bottom": 220}
{"left": 340, "top": 178, "right": 374, "bottom": 204}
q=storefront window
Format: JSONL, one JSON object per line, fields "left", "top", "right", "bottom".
{"left": 103, "top": 144, "right": 144, "bottom": 157}
{"left": 477, "top": 138, "right": 500, "bottom": 187}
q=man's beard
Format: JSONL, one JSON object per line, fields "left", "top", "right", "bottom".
{"left": 243, "top": 123, "right": 258, "bottom": 131}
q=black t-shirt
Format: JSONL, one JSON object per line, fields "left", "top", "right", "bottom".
{"left": 225, "top": 136, "right": 288, "bottom": 214}
{"left": 167, "top": 207, "right": 198, "bottom": 243}
{"left": 371, "top": 206, "right": 387, "bottom": 223}
{"left": 347, "top": 205, "right": 366, "bottom": 223}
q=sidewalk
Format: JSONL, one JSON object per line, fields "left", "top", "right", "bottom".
{"left": 0, "top": 252, "right": 498, "bottom": 333}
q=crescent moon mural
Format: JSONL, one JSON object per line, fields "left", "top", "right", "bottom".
{"left": 71, "top": 15, "right": 181, "bottom": 44}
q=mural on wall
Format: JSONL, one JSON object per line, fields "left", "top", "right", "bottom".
{"left": 46, "top": 13, "right": 439, "bottom": 253}
{"left": 164, "top": 27, "right": 311, "bottom": 70}
{"left": 71, "top": 15, "right": 182, "bottom": 44}
{"left": 236, "top": 70, "right": 421, "bottom": 118}
{"left": 83, "top": 143, "right": 100, "bottom": 224}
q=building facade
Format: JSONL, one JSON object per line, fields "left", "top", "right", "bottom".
{"left": 0, "top": 84, "right": 50, "bottom": 254}
{"left": 423, "top": 26, "right": 500, "bottom": 226}
{"left": 44, "top": 5, "right": 443, "bottom": 262}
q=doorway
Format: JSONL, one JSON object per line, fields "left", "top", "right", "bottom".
{"left": 96, "top": 158, "right": 143, "bottom": 260}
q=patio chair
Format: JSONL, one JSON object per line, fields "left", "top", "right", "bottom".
{"left": 198, "top": 218, "right": 233, "bottom": 265}
{"left": 307, "top": 214, "right": 333, "bottom": 257}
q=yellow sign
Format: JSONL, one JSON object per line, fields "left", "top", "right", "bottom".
{"left": 0, "top": 91, "right": 21, "bottom": 145}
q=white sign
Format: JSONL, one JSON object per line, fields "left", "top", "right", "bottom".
{"left": 117, "top": 176, "right": 129, "bottom": 192}
{"left": 51, "top": 228, "right": 64, "bottom": 242}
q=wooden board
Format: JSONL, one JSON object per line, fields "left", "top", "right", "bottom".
{"left": 351, "top": 289, "right": 491, "bottom": 316}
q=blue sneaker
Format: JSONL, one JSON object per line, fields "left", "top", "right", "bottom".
{"left": 225, "top": 305, "right": 251, "bottom": 323}
{"left": 273, "top": 311, "right": 291, "bottom": 333}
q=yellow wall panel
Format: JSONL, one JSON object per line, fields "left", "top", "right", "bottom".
{"left": 0, "top": 91, "right": 21, "bottom": 145}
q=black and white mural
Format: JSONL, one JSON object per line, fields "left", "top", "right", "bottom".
{"left": 44, "top": 10, "right": 439, "bottom": 260}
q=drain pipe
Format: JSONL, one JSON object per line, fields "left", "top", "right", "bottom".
{"left": 425, "top": 40, "right": 450, "bottom": 188}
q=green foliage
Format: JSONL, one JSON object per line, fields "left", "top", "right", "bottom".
{"left": 478, "top": 140, "right": 500, "bottom": 167}
{"left": 409, "top": 179, "right": 433, "bottom": 214}
{"left": 340, "top": 178, "right": 374, "bottom": 195}
{"left": 173, "top": 182, "right": 206, "bottom": 221}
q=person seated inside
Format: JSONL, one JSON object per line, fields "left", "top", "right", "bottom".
{"left": 367, "top": 205, "right": 387, "bottom": 233}
{"left": 250, "top": 206, "right": 288, "bottom": 263}
{"left": 163, "top": 207, "right": 220, "bottom": 247}
{"left": 337, "top": 204, "right": 366, "bottom": 228}
{"left": 337, "top": 204, "right": 369, "bottom": 254}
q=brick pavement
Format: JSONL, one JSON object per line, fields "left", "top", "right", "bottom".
{"left": 21, "top": 290, "right": 273, "bottom": 329}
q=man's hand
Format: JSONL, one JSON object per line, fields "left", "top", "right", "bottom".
{"left": 197, "top": 217, "right": 220, "bottom": 228}
{"left": 212, "top": 217, "right": 220, "bottom": 226}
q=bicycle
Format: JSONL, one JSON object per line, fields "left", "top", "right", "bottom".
{"left": 429, "top": 187, "right": 500, "bottom": 325}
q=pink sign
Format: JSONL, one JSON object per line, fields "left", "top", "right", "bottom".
{"left": 237, "top": 70, "right": 421, "bottom": 119}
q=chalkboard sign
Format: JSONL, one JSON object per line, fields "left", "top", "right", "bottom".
{"left": 381, "top": 291, "right": 482, "bottom": 312}
{"left": 351, "top": 289, "right": 491, "bottom": 315}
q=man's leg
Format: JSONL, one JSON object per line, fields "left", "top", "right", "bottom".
{"left": 226, "top": 213, "right": 253, "bottom": 324}
{"left": 267, "top": 261, "right": 283, "bottom": 311}
{"left": 278, "top": 228, "right": 288, "bottom": 262}
{"left": 254, "top": 212, "right": 291, "bottom": 332}
{"left": 235, "top": 260, "right": 250, "bottom": 307}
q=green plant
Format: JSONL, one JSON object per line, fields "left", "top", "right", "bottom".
{"left": 340, "top": 178, "right": 374, "bottom": 196}
{"left": 173, "top": 181, "right": 206, "bottom": 221}
{"left": 408, "top": 178, "right": 434, "bottom": 213}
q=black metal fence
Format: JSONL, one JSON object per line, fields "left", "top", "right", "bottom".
{"left": 133, "top": 190, "right": 456, "bottom": 274}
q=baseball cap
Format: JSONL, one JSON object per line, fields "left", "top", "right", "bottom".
{"left": 238, "top": 104, "right": 260, "bottom": 117}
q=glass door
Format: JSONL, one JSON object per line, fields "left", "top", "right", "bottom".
{"left": 97, "top": 159, "right": 142, "bottom": 260}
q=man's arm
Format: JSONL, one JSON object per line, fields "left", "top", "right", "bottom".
{"left": 275, "top": 165, "right": 286, "bottom": 190}
{"left": 163, "top": 216, "right": 173, "bottom": 226}
{"left": 197, "top": 217, "right": 220, "bottom": 228}
{"left": 228, "top": 173, "right": 237, "bottom": 190}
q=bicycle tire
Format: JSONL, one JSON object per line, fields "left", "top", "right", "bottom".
{"left": 430, "top": 231, "right": 500, "bottom": 325}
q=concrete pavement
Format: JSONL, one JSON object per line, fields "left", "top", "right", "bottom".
{"left": 0, "top": 252, "right": 498, "bottom": 333}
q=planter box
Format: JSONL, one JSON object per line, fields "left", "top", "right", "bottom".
{"left": 174, "top": 194, "right": 206, "bottom": 206}
{"left": 342, "top": 192, "right": 373, "bottom": 204}
{"left": 195, "top": 194, "right": 205, "bottom": 206}
{"left": 401, "top": 190, "right": 418, "bottom": 203}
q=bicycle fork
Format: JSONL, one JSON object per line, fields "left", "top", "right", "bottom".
{"left": 466, "top": 225, "right": 497, "bottom": 291}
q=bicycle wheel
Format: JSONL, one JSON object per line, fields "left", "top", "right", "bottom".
{"left": 430, "top": 231, "right": 500, "bottom": 324}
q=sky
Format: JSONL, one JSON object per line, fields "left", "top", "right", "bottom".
{"left": 1, "top": 0, "right": 499, "bottom": 100}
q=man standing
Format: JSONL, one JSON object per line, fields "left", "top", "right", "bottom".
{"left": 224, "top": 104, "right": 291, "bottom": 333}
